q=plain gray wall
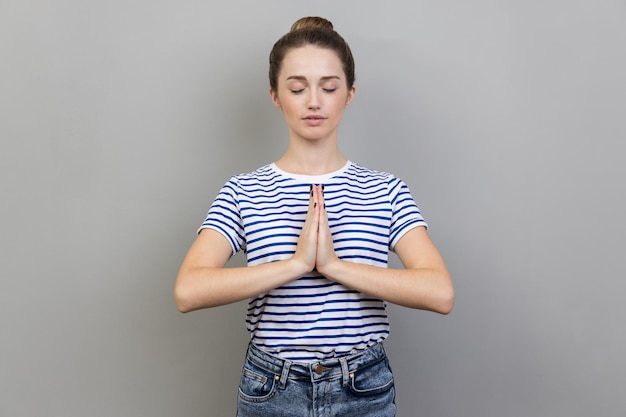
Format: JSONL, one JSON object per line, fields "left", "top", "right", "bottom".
{"left": 1, "top": 1, "right": 625, "bottom": 416}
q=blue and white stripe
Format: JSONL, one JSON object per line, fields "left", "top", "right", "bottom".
{"left": 200, "top": 161, "right": 426, "bottom": 361}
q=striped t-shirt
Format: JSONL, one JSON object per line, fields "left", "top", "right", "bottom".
{"left": 200, "top": 161, "right": 426, "bottom": 361}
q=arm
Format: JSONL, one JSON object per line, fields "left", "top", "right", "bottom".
{"left": 314, "top": 186, "right": 455, "bottom": 314}
{"left": 174, "top": 193, "right": 320, "bottom": 313}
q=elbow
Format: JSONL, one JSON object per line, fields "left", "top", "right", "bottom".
{"left": 174, "top": 296, "right": 191, "bottom": 314}
{"left": 436, "top": 285, "right": 455, "bottom": 315}
{"left": 435, "top": 268, "right": 455, "bottom": 315}
{"left": 176, "top": 302, "right": 192, "bottom": 314}
{"left": 437, "top": 294, "right": 455, "bottom": 315}
{"left": 174, "top": 283, "right": 194, "bottom": 314}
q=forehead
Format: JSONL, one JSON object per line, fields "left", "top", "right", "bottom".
{"left": 280, "top": 45, "right": 344, "bottom": 80}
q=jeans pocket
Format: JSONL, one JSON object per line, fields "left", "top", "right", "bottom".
{"left": 349, "top": 358, "right": 395, "bottom": 396}
{"left": 238, "top": 364, "right": 278, "bottom": 403}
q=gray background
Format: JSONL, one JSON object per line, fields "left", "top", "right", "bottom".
{"left": 1, "top": 1, "right": 625, "bottom": 416}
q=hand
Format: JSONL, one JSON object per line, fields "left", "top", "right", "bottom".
{"left": 313, "top": 185, "right": 340, "bottom": 274}
{"left": 292, "top": 185, "right": 320, "bottom": 273}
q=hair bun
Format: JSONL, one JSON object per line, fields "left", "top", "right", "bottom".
{"left": 290, "top": 16, "right": 334, "bottom": 31}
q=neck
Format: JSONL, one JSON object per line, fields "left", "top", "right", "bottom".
{"left": 275, "top": 136, "right": 347, "bottom": 175}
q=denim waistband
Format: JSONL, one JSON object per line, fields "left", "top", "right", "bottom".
{"left": 245, "top": 343, "right": 388, "bottom": 388}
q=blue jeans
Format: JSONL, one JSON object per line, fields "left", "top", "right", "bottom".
{"left": 236, "top": 342, "right": 396, "bottom": 417}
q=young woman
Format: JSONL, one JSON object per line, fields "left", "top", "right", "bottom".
{"left": 175, "top": 16, "right": 454, "bottom": 417}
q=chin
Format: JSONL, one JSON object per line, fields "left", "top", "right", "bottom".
{"left": 299, "top": 129, "right": 335, "bottom": 142}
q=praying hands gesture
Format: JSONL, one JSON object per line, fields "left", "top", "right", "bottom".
{"left": 292, "top": 184, "right": 338, "bottom": 275}
{"left": 175, "top": 184, "right": 453, "bottom": 314}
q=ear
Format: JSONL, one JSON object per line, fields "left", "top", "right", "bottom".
{"left": 345, "top": 85, "right": 356, "bottom": 106}
{"left": 270, "top": 87, "right": 281, "bottom": 109}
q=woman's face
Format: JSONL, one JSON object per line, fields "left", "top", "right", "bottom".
{"left": 271, "top": 45, "right": 355, "bottom": 143}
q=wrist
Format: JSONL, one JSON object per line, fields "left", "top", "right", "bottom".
{"left": 317, "top": 257, "right": 343, "bottom": 280}
{"left": 287, "top": 256, "right": 315, "bottom": 277}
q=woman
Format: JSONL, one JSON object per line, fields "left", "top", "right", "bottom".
{"left": 175, "top": 16, "right": 454, "bottom": 417}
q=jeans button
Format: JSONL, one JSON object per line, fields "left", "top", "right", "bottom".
{"left": 315, "top": 364, "right": 324, "bottom": 375}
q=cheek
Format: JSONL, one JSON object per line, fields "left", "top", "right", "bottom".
{"left": 280, "top": 105, "right": 300, "bottom": 124}
{"left": 331, "top": 101, "right": 347, "bottom": 117}
{"left": 276, "top": 95, "right": 293, "bottom": 112}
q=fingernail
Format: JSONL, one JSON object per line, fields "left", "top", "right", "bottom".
{"left": 321, "top": 184, "right": 325, "bottom": 191}
{"left": 314, "top": 202, "right": 317, "bottom": 208}
{"left": 310, "top": 184, "right": 313, "bottom": 196}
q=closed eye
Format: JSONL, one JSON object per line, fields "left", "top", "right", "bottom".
{"left": 322, "top": 88, "right": 337, "bottom": 93}
{"left": 291, "top": 89, "right": 305, "bottom": 94}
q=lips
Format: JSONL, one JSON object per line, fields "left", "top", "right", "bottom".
{"left": 303, "top": 115, "right": 326, "bottom": 126}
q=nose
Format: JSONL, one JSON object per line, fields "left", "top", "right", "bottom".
{"left": 307, "top": 89, "right": 321, "bottom": 110}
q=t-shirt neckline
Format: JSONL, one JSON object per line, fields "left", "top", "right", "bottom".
{"left": 270, "top": 160, "right": 352, "bottom": 182}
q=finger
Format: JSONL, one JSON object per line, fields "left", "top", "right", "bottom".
{"left": 306, "top": 184, "right": 317, "bottom": 219}
{"left": 317, "top": 185, "right": 329, "bottom": 232}
{"left": 312, "top": 184, "right": 321, "bottom": 215}
{"left": 314, "top": 184, "right": 326, "bottom": 221}
{"left": 304, "top": 184, "right": 318, "bottom": 231}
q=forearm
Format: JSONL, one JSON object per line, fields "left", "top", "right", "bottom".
{"left": 175, "top": 258, "right": 309, "bottom": 313}
{"left": 319, "top": 260, "right": 455, "bottom": 314}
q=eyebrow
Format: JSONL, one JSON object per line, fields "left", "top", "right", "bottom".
{"left": 285, "top": 75, "right": 342, "bottom": 82}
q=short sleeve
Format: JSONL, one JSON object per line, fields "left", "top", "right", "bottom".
{"left": 198, "top": 177, "right": 245, "bottom": 255}
{"left": 387, "top": 177, "right": 427, "bottom": 250}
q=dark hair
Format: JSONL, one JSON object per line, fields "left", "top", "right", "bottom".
{"left": 269, "top": 17, "right": 355, "bottom": 92}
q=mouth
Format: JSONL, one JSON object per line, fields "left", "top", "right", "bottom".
{"left": 303, "top": 115, "right": 327, "bottom": 126}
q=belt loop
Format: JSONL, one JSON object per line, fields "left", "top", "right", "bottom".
{"left": 278, "top": 359, "right": 292, "bottom": 389}
{"left": 339, "top": 357, "right": 350, "bottom": 386}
